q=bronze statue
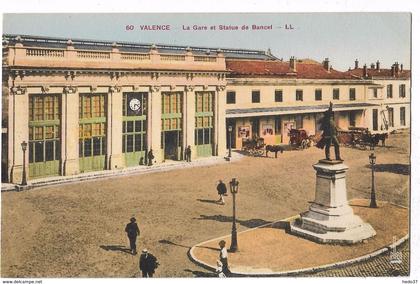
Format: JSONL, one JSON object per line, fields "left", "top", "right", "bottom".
{"left": 317, "top": 102, "right": 342, "bottom": 161}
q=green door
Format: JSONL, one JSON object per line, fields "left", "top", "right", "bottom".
{"left": 28, "top": 94, "right": 61, "bottom": 178}
{"left": 123, "top": 92, "right": 148, "bottom": 167}
{"left": 195, "top": 91, "right": 214, "bottom": 157}
{"left": 79, "top": 93, "right": 107, "bottom": 172}
{"left": 161, "top": 92, "right": 183, "bottom": 161}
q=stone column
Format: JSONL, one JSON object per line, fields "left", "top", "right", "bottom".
{"left": 107, "top": 86, "right": 124, "bottom": 169}
{"left": 185, "top": 85, "right": 196, "bottom": 158}
{"left": 147, "top": 87, "right": 152, "bottom": 152}
{"left": 216, "top": 85, "right": 227, "bottom": 157}
{"left": 62, "top": 86, "right": 80, "bottom": 176}
{"left": 149, "top": 86, "right": 162, "bottom": 163}
{"left": 9, "top": 86, "right": 29, "bottom": 183}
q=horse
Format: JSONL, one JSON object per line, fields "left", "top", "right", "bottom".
{"left": 376, "top": 133, "right": 388, "bottom": 146}
{"left": 368, "top": 133, "right": 388, "bottom": 150}
{"left": 265, "top": 145, "right": 284, "bottom": 158}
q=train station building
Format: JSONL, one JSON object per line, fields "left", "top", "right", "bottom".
{"left": 1, "top": 34, "right": 410, "bottom": 183}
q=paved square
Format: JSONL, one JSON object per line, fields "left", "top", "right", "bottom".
{"left": 1, "top": 131, "right": 409, "bottom": 277}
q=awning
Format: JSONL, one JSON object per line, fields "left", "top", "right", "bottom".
{"left": 226, "top": 103, "right": 379, "bottom": 118}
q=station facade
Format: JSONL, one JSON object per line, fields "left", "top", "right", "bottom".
{"left": 1, "top": 35, "right": 411, "bottom": 183}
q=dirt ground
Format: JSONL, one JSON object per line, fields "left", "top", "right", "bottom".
{"left": 192, "top": 199, "right": 408, "bottom": 273}
{"left": 1, "top": 130, "right": 410, "bottom": 277}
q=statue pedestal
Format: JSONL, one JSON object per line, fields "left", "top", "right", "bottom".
{"left": 290, "top": 160, "right": 376, "bottom": 244}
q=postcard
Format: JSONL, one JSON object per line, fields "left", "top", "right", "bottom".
{"left": 0, "top": 10, "right": 416, "bottom": 283}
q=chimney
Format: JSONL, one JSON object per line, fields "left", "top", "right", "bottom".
{"left": 376, "top": 60, "right": 380, "bottom": 71}
{"left": 323, "top": 58, "right": 330, "bottom": 71}
{"left": 363, "top": 64, "right": 368, "bottom": 77}
{"left": 370, "top": 63, "right": 375, "bottom": 69}
{"left": 355, "top": 59, "right": 359, "bottom": 69}
{"left": 290, "top": 56, "right": 297, "bottom": 72}
{"left": 394, "top": 62, "right": 399, "bottom": 74}
{"left": 391, "top": 65, "right": 396, "bottom": 77}
{"left": 400, "top": 64, "right": 403, "bottom": 71}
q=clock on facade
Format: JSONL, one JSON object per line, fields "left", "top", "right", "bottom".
{"left": 129, "top": 98, "right": 141, "bottom": 112}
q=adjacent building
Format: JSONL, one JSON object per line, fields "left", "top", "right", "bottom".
{"left": 225, "top": 57, "right": 377, "bottom": 148}
{"left": 1, "top": 34, "right": 411, "bottom": 183}
{"left": 346, "top": 60, "right": 410, "bottom": 132}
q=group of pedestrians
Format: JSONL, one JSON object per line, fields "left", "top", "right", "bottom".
{"left": 146, "top": 145, "right": 192, "bottom": 166}
{"left": 124, "top": 217, "right": 159, "bottom": 277}
{"left": 122, "top": 179, "right": 231, "bottom": 278}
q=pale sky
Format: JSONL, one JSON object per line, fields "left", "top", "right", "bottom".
{"left": 3, "top": 13, "right": 411, "bottom": 71}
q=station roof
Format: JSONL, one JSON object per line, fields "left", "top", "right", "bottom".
{"left": 226, "top": 103, "right": 378, "bottom": 117}
{"left": 226, "top": 59, "right": 357, "bottom": 80}
{"left": 2, "top": 34, "right": 278, "bottom": 61}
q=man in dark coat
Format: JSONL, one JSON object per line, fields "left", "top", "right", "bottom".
{"left": 185, "top": 145, "right": 192, "bottom": 162}
{"left": 216, "top": 180, "right": 227, "bottom": 205}
{"left": 139, "top": 249, "right": 159, "bottom": 278}
{"left": 147, "top": 149, "right": 154, "bottom": 166}
{"left": 318, "top": 102, "right": 342, "bottom": 161}
{"left": 125, "top": 217, "right": 140, "bottom": 255}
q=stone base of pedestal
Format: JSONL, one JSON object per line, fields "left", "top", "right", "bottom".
{"left": 289, "top": 161, "right": 376, "bottom": 244}
{"left": 290, "top": 210, "right": 376, "bottom": 244}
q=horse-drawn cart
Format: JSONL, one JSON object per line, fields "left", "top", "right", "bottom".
{"left": 338, "top": 127, "right": 388, "bottom": 150}
{"left": 289, "top": 129, "right": 311, "bottom": 149}
{"left": 241, "top": 136, "right": 266, "bottom": 156}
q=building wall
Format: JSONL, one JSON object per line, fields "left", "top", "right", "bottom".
{"left": 225, "top": 79, "right": 371, "bottom": 147}
{"left": 364, "top": 79, "right": 410, "bottom": 132}
{"left": 225, "top": 81, "right": 367, "bottom": 110}
{"left": 5, "top": 74, "right": 227, "bottom": 182}
{"left": 2, "top": 39, "right": 411, "bottom": 182}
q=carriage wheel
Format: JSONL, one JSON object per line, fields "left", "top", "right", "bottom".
{"left": 257, "top": 149, "right": 264, "bottom": 156}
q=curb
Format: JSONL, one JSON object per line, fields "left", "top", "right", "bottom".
{"left": 2, "top": 153, "right": 244, "bottom": 192}
{"left": 188, "top": 201, "right": 408, "bottom": 277}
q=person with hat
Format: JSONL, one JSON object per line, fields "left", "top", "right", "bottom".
{"left": 139, "top": 248, "right": 159, "bottom": 278}
{"left": 125, "top": 217, "right": 140, "bottom": 255}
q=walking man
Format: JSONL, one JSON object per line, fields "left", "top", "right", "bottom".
{"left": 125, "top": 217, "right": 140, "bottom": 255}
{"left": 218, "top": 240, "right": 231, "bottom": 277}
{"left": 139, "top": 249, "right": 159, "bottom": 278}
{"left": 147, "top": 149, "right": 154, "bottom": 166}
{"left": 216, "top": 180, "right": 227, "bottom": 205}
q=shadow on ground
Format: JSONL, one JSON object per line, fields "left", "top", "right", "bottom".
{"left": 196, "top": 199, "right": 220, "bottom": 204}
{"left": 158, "top": 239, "right": 190, "bottom": 249}
{"left": 365, "top": 163, "right": 410, "bottom": 175}
{"left": 194, "top": 214, "right": 272, "bottom": 228}
{"left": 184, "top": 269, "right": 216, "bottom": 277}
{"left": 100, "top": 245, "right": 132, "bottom": 254}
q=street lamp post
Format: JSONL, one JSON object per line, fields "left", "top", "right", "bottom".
{"left": 369, "top": 152, "right": 378, "bottom": 208}
{"left": 229, "top": 178, "right": 239, "bottom": 252}
{"left": 228, "top": 126, "right": 233, "bottom": 158}
{"left": 21, "top": 141, "right": 28, "bottom": 186}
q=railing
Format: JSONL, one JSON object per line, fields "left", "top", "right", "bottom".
{"left": 13, "top": 46, "right": 224, "bottom": 69}
{"left": 160, "top": 54, "right": 185, "bottom": 61}
{"left": 76, "top": 50, "right": 110, "bottom": 59}
{"left": 121, "top": 53, "right": 150, "bottom": 61}
{"left": 26, "top": 48, "right": 65, "bottom": 57}
{"left": 194, "top": 56, "right": 217, "bottom": 62}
